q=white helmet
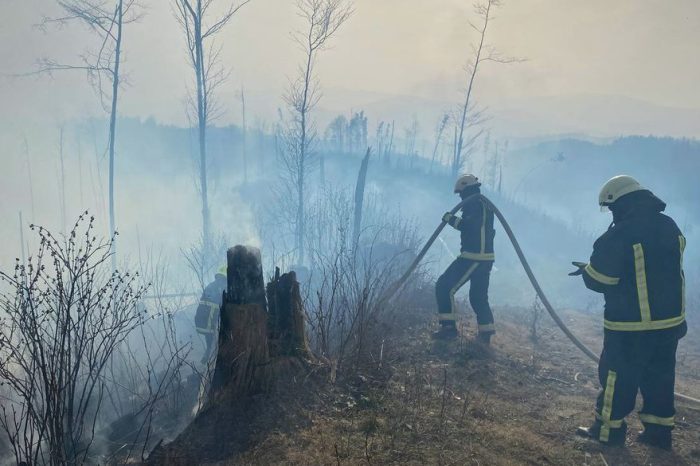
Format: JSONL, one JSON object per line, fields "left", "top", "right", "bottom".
{"left": 453, "top": 174, "right": 481, "bottom": 193}
{"left": 598, "top": 175, "right": 644, "bottom": 209}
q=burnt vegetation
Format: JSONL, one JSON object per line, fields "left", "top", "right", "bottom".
{"left": 3, "top": 1, "right": 700, "bottom": 465}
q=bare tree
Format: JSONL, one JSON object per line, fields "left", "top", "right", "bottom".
{"left": 58, "top": 125, "right": 67, "bottom": 233}
{"left": 451, "top": 0, "right": 519, "bottom": 176}
{"left": 429, "top": 114, "right": 449, "bottom": 174}
{"left": 38, "top": 0, "right": 142, "bottom": 270}
{"left": 325, "top": 114, "right": 348, "bottom": 153}
{"left": 403, "top": 115, "right": 419, "bottom": 169}
{"left": 279, "top": 0, "right": 354, "bottom": 265}
{"left": 174, "top": 0, "right": 252, "bottom": 268}
{"left": 21, "top": 136, "right": 36, "bottom": 223}
{"left": 353, "top": 148, "right": 371, "bottom": 246}
{"left": 240, "top": 86, "right": 249, "bottom": 184}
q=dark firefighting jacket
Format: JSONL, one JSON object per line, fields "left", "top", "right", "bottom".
{"left": 583, "top": 191, "right": 686, "bottom": 332}
{"left": 194, "top": 276, "right": 226, "bottom": 334}
{"left": 445, "top": 194, "right": 495, "bottom": 261}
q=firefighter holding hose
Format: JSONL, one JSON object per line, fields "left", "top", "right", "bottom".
{"left": 573, "top": 175, "right": 687, "bottom": 450}
{"left": 434, "top": 174, "right": 496, "bottom": 343}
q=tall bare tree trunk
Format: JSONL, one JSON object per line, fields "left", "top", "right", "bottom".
{"left": 77, "top": 133, "right": 84, "bottom": 206}
{"left": 430, "top": 114, "right": 449, "bottom": 174}
{"left": 22, "top": 136, "right": 35, "bottom": 223}
{"left": 18, "top": 211, "right": 26, "bottom": 269}
{"left": 353, "top": 148, "right": 371, "bottom": 246}
{"left": 282, "top": 0, "right": 352, "bottom": 265}
{"left": 192, "top": 1, "right": 212, "bottom": 255}
{"left": 386, "top": 120, "right": 395, "bottom": 166}
{"left": 453, "top": 1, "right": 492, "bottom": 176}
{"left": 108, "top": 0, "right": 124, "bottom": 271}
{"left": 295, "top": 48, "right": 313, "bottom": 265}
{"left": 241, "top": 87, "right": 248, "bottom": 184}
{"left": 58, "top": 126, "right": 67, "bottom": 233}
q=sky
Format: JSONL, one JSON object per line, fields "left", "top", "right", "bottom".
{"left": 1, "top": 0, "right": 699, "bottom": 132}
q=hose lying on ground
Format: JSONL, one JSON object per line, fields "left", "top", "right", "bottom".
{"left": 385, "top": 194, "right": 700, "bottom": 405}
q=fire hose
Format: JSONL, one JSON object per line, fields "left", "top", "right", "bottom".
{"left": 386, "top": 194, "right": 700, "bottom": 405}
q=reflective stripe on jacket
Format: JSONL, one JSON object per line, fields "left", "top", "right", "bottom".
{"left": 583, "top": 204, "right": 685, "bottom": 332}
{"left": 446, "top": 198, "right": 495, "bottom": 261}
{"left": 194, "top": 277, "right": 226, "bottom": 334}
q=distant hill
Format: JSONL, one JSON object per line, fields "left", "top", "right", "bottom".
{"left": 501, "top": 136, "right": 700, "bottom": 236}
{"left": 236, "top": 88, "right": 700, "bottom": 140}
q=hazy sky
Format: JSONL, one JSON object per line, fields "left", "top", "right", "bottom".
{"left": 2, "top": 0, "right": 699, "bottom": 129}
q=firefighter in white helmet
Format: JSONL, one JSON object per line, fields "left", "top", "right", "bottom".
{"left": 434, "top": 174, "right": 496, "bottom": 342}
{"left": 194, "top": 266, "right": 227, "bottom": 363}
{"left": 572, "top": 175, "right": 687, "bottom": 450}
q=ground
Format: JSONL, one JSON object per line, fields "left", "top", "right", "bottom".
{"left": 205, "top": 306, "right": 700, "bottom": 466}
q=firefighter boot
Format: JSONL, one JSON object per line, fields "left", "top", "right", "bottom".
{"left": 432, "top": 323, "right": 459, "bottom": 340}
{"left": 477, "top": 332, "right": 493, "bottom": 345}
{"left": 637, "top": 429, "right": 672, "bottom": 451}
{"left": 576, "top": 421, "right": 627, "bottom": 446}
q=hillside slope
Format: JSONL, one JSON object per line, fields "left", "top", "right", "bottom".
{"left": 217, "top": 306, "right": 700, "bottom": 465}
{"left": 154, "top": 294, "right": 700, "bottom": 466}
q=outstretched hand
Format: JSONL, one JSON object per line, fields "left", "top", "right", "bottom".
{"left": 442, "top": 212, "right": 453, "bottom": 223}
{"left": 568, "top": 261, "right": 587, "bottom": 276}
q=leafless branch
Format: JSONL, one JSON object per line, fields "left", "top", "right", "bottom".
{"left": 451, "top": 0, "right": 522, "bottom": 175}
{"left": 173, "top": 0, "right": 253, "bottom": 264}
{"left": 277, "top": 0, "right": 353, "bottom": 264}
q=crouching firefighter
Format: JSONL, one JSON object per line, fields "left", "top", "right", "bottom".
{"left": 572, "top": 175, "right": 687, "bottom": 450}
{"left": 434, "top": 174, "right": 496, "bottom": 343}
{"left": 194, "top": 266, "right": 227, "bottom": 364}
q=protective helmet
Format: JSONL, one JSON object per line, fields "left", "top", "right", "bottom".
{"left": 215, "top": 265, "right": 227, "bottom": 279}
{"left": 453, "top": 174, "right": 481, "bottom": 193}
{"left": 598, "top": 175, "right": 644, "bottom": 210}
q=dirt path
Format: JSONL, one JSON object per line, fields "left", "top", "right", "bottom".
{"left": 221, "top": 308, "right": 700, "bottom": 465}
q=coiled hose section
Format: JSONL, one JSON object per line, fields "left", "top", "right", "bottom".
{"left": 385, "top": 194, "right": 700, "bottom": 405}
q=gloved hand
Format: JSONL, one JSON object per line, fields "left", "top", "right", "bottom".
{"left": 442, "top": 212, "right": 453, "bottom": 223}
{"left": 568, "top": 261, "right": 587, "bottom": 276}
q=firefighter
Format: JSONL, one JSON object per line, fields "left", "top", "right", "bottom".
{"left": 195, "top": 266, "right": 227, "bottom": 363}
{"left": 434, "top": 174, "right": 496, "bottom": 343}
{"left": 572, "top": 175, "right": 687, "bottom": 450}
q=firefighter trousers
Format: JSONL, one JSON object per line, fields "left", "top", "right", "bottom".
{"left": 593, "top": 324, "right": 686, "bottom": 442}
{"left": 435, "top": 257, "right": 494, "bottom": 334}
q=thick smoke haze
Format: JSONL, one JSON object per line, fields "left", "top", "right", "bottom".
{"left": 2, "top": 0, "right": 699, "bottom": 132}
{"left": 0, "top": 0, "right": 698, "bottom": 294}
{"left": 1, "top": 2, "right": 699, "bottom": 463}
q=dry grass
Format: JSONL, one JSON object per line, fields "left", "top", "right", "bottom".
{"left": 218, "top": 306, "right": 700, "bottom": 466}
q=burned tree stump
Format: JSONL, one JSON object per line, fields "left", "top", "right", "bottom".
{"left": 147, "top": 246, "right": 321, "bottom": 466}
{"left": 266, "top": 267, "right": 309, "bottom": 358}
{"left": 225, "top": 245, "right": 267, "bottom": 309}
{"left": 210, "top": 246, "right": 270, "bottom": 398}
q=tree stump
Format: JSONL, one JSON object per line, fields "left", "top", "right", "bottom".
{"left": 209, "top": 246, "right": 270, "bottom": 398}
{"left": 266, "top": 267, "right": 309, "bottom": 358}
{"left": 225, "top": 245, "right": 267, "bottom": 309}
{"left": 146, "top": 246, "right": 319, "bottom": 465}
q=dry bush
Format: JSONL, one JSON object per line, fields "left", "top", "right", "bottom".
{"left": 0, "top": 214, "right": 192, "bottom": 465}
{"left": 0, "top": 213, "right": 147, "bottom": 465}
{"left": 303, "top": 186, "right": 422, "bottom": 376}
